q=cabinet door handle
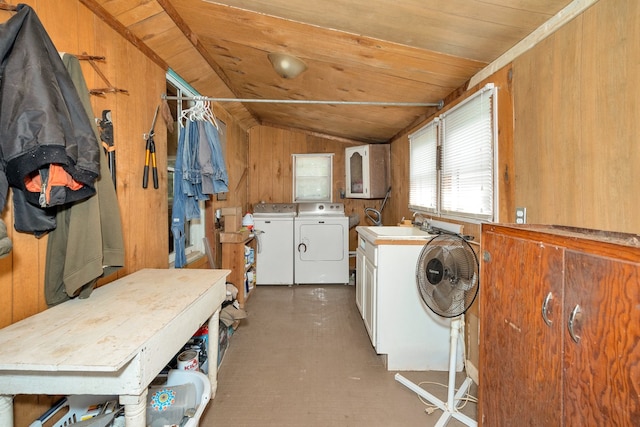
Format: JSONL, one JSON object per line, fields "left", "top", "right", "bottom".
{"left": 568, "top": 304, "right": 582, "bottom": 343}
{"left": 297, "top": 242, "right": 307, "bottom": 253}
{"left": 541, "top": 292, "right": 553, "bottom": 326}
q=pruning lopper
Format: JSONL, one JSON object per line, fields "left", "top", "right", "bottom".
{"left": 142, "top": 105, "right": 159, "bottom": 189}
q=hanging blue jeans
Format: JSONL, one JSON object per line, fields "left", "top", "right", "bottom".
{"left": 182, "top": 120, "right": 207, "bottom": 220}
{"left": 172, "top": 117, "right": 230, "bottom": 268}
{"left": 171, "top": 125, "right": 187, "bottom": 268}
{"left": 201, "top": 120, "right": 229, "bottom": 194}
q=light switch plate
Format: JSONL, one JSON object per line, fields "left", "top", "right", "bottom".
{"left": 515, "top": 207, "right": 527, "bottom": 224}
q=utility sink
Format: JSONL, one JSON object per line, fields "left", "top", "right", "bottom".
{"left": 356, "top": 225, "right": 435, "bottom": 242}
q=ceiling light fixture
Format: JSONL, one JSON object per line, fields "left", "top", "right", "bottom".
{"left": 268, "top": 52, "right": 307, "bottom": 79}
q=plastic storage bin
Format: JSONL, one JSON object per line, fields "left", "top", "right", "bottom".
{"left": 29, "top": 394, "right": 118, "bottom": 427}
{"left": 147, "top": 369, "right": 211, "bottom": 427}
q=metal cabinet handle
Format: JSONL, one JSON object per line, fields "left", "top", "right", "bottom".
{"left": 297, "top": 242, "right": 307, "bottom": 253}
{"left": 541, "top": 292, "right": 553, "bottom": 326}
{"left": 568, "top": 304, "right": 582, "bottom": 343}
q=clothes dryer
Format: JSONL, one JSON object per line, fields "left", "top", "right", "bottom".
{"left": 294, "top": 203, "right": 349, "bottom": 284}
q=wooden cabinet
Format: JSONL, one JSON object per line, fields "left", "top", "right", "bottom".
{"left": 345, "top": 144, "right": 390, "bottom": 198}
{"left": 479, "top": 223, "right": 640, "bottom": 426}
{"left": 220, "top": 232, "right": 256, "bottom": 308}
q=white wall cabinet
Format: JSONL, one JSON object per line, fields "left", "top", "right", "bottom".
{"left": 345, "top": 144, "right": 390, "bottom": 199}
{"left": 355, "top": 230, "right": 456, "bottom": 371}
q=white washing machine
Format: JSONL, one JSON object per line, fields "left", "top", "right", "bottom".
{"left": 253, "top": 203, "right": 296, "bottom": 285}
{"left": 294, "top": 202, "right": 349, "bottom": 284}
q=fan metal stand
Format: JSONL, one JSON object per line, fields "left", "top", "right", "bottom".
{"left": 395, "top": 317, "right": 477, "bottom": 427}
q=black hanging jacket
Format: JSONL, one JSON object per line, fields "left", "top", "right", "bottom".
{"left": 0, "top": 4, "right": 99, "bottom": 231}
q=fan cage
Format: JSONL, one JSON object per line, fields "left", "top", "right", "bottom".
{"left": 415, "top": 233, "right": 479, "bottom": 318}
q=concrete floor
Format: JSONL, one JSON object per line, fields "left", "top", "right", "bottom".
{"left": 202, "top": 284, "right": 477, "bottom": 426}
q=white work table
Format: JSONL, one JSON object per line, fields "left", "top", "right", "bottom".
{"left": 0, "top": 268, "right": 230, "bottom": 427}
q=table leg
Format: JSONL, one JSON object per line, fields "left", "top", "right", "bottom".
{"left": 0, "top": 395, "right": 13, "bottom": 426}
{"left": 120, "top": 389, "right": 148, "bottom": 427}
{"left": 207, "top": 306, "right": 220, "bottom": 398}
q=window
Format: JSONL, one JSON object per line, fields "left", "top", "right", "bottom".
{"left": 167, "top": 70, "right": 206, "bottom": 264}
{"left": 409, "top": 120, "right": 438, "bottom": 214}
{"left": 409, "top": 83, "right": 497, "bottom": 222}
{"left": 292, "top": 153, "right": 334, "bottom": 202}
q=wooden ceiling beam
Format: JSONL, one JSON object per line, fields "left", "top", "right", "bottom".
{"left": 79, "top": 0, "right": 169, "bottom": 70}
{"left": 157, "top": 0, "right": 260, "bottom": 124}
{"left": 156, "top": 0, "right": 235, "bottom": 92}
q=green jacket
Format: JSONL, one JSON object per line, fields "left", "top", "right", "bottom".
{"left": 45, "top": 54, "right": 125, "bottom": 306}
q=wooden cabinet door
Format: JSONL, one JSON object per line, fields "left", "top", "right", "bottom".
{"left": 480, "top": 231, "right": 564, "bottom": 426}
{"left": 563, "top": 251, "right": 640, "bottom": 425}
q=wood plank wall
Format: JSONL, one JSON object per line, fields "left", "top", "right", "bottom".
{"left": 0, "top": 1, "right": 169, "bottom": 423}
{"left": 0, "top": 0, "right": 168, "bottom": 332}
{"left": 247, "top": 126, "right": 388, "bottom": 255}
{"left": 513, "top": 0, "right": 640, "bottom": 233}
{"left": 383, "top": 0, "right": 640, "bottom": 239}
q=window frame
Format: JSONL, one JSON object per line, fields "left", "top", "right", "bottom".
{"left": 292, "top": 153, "right": 334, "bottom": 202}
{"left": 167, "top": 70, "right": 206, "bottom": 265}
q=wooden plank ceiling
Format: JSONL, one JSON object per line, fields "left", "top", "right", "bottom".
{"left": 85, "top": 0, "right": 574, "bottom": 143}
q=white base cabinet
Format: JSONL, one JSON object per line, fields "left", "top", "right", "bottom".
{"left": 356, "top": 232, "right": 459, "bottom": 371}
{"left": 355, "top": 247, "right": 365, "bottom": 316}
{"left": 363, "top": 252, "right": 377, "bottom": 343}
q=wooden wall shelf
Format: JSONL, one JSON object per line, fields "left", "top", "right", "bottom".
{"left": 220, "top": 232, "right": 256, "bottom": 309}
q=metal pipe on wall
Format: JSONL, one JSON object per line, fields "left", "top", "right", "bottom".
{"left": 161, "top": 94, "right": 444, "bottom": 108}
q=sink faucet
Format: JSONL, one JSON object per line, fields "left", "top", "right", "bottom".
{"left": 412, "top": 212, "right": 429, "bottom": 230}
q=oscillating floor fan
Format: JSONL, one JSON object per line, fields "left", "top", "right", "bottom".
{"left": 395, "top": 233, "right": 479, "bottom": 427}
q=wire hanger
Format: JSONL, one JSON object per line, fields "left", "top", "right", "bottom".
{"left": 201, "top": 99, "right": 221, "bottom": 131}
{"left": 179, "top": 96, "right": 220, "bottom": 130}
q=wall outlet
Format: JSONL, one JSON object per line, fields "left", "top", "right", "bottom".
{"left": 515, "top": 207, "right": 527, "bottom": 224}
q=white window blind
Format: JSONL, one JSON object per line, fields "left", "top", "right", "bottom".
{"left": 408, "top": 84, "right": 496, "bottom": 222}
{"left": 440, "top": 87, "right": 495, "bottom": 220}
{"left": 409, "top": 120, "right": 438, "bottom": 213}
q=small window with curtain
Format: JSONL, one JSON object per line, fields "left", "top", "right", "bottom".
{"left": 409, "top": 83, "right": 497, "bottom": 222}
{"left": 292, "top": 153, "right": 334, "bottom": 202}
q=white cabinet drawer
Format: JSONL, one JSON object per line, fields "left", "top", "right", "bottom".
{"left": 363, "top": 239, "right": 377, "bottom": 265}
{"left": 358, "top": 235, "right": 377, "bottom": 265}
